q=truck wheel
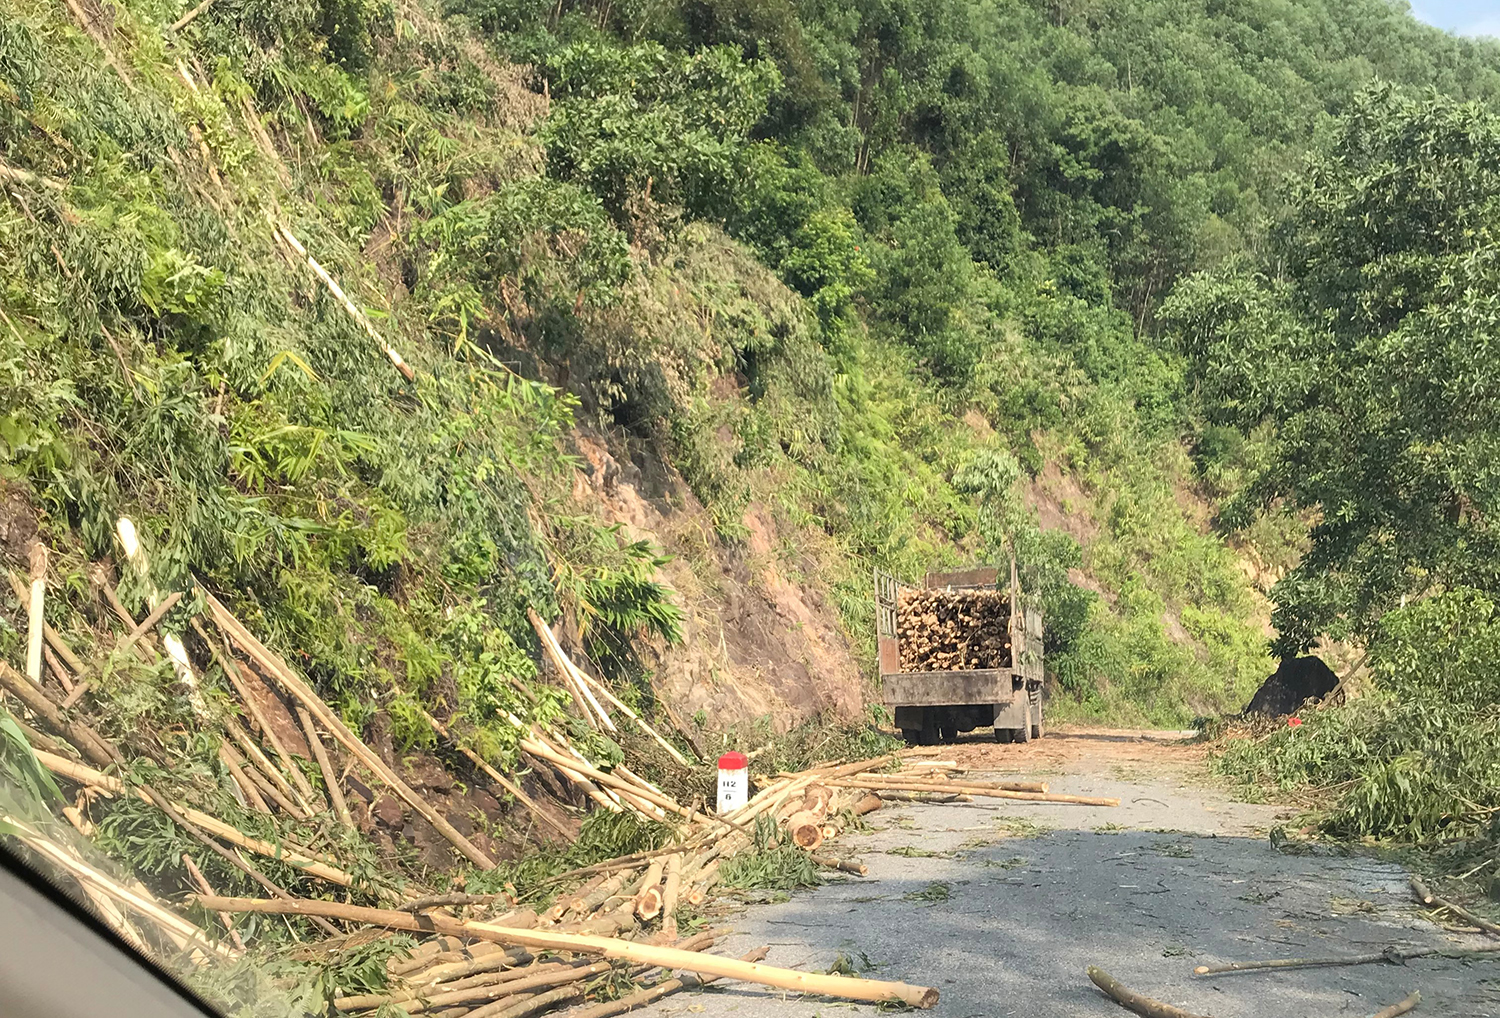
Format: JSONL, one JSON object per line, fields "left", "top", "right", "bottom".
{"left": 993, "top": 728, "right": 1011, "bottom": 744}
{"left": 901, "top": 729, "right": 919, "bottom": 747}
{"left": 939, "top": 725, "right": 958, "bottom": 743}
{"left": 1031, "top": 720, "right": 1044, "bottom": 740}
{"left": 1013, "top": 701, "right": 1032, "bottom": 743}
{"left": 918, "top": 725, "right": 939, "bottom": 746}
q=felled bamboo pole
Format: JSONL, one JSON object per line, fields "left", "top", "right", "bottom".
{"left": 204, "top": 591, "right": 496, "bottom": 869}
{"left": 182, "top": 853, "right": 246, "bottom": 951}
{"left": 810, "top": 853, "right": 867, "bottom": 876}
{"left": 34, "top": 750, "right": 354, "bottom": 885}
{"left": 219, "top": 741, "right": 272, "bottom": 813}
{"left": 660, "top": 853, "right": 682, "bottom": 940}
{"left": 169, "top": 0, "right": 218, "bottom": 31}
{"left": 0, "top": 660, "right": 119, "bottom": 768}
{"left": 572, "top": 667, "right": 693, "bottom": 767}
{"left": 526, "top": 610, "right": 606, "bottom": 731}
{"left": 7, "top": 571, "right": 87, "bottom": 678}
{"left": 827, "top": 778, "right": 1117, "bottom": 806}
{"left": 100, "top": 583, "right": 157, "bottom": 663}
{"left": 470, "top": 982, "right": 586, "bottom": 1018}
{"left": 1370, "top": 992, "right": 1421, "bottom": 1018}
{"left": 832, "top": 775, "right": 1049, "bottom": 794}
{"left": 194, "top": 896, "right": 942, "bottom": 1008}
{"left": 419, "top": 710, "right": 569, "bottom": 839}
{"left": 561, "top": 946, "right": 771, "bottom": 1018}
{"left": 24, "top": 543, "right": 46, "bottom": 684}
{"left": 11, "top": 820, "right": 234, "bottom": 962}
{"left": 520, "top": 736, "right": 734, "bottom": 832}
{"left": 193, "top": 617, "right": 319, "bottom": 807}
{"left": 273, "top": 223, "right": 415, "bottom": 382}
{"left": 44, "top": 644, "right": 75, "bottom": 695}
{"left": 1087, "top": 967, "right": 1208, "bottom": 1018}
{"left": 413, "top": 948, "right": 533, "bottom": 986}
{"left": 635, "top": 857, "right": 666, "bottom": 920}
{"left": 115, "top": 519, "right": 199, "bottom": 698}
{"left": 113, "top": 589, "right": 182, "bottom": 660}
{"left": 227, "top": 716, "right": 309, "bottom": 816}
{"left": 299, "top": 706, "right": 352, "bottom": 826}
{"left": 337, "top": 960, "right": 606, "bottom": 1012}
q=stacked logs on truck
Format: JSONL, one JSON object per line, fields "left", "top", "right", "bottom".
{"left": 897, "top": 587, "right": 1011, "bottom": 671}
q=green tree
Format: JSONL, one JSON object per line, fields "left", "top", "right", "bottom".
{"left": 1166, "top": 84, "right": 1500, "bottom": 653}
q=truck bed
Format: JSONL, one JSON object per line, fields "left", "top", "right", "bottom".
{"left": 881, "top": 669, "right": 1012, "bottom": 707}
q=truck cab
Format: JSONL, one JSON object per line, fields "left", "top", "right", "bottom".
{"left": 876, "top": 561, "right": 1043, "bottom": 745}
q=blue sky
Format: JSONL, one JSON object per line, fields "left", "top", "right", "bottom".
{"left": 1409, "top": 0, "right": 1500, "bottom": 37}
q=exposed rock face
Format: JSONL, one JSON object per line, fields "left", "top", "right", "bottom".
{"left": 570, "top": 430, "right": 866, "bottom": 736}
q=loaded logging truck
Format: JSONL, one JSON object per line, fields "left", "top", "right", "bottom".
{"left": 876, "top": 561, "right": 1043, "bottom": 745}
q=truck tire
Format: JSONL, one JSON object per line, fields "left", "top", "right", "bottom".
{"left": 993, "top": 727, "right": 1011, "bottom": 743}
{"left": 939, "top": 724, "right": 958, "bottom": 743}
{"left": 901, "top": 729, "right": 920, "bottom": 747}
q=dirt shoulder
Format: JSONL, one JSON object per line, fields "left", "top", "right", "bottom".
{"left": 635, "top": 728, "right": 1500, "bottom": 1018}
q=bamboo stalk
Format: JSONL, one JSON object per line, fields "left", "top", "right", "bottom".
{"left": 298, "top": 706, "right": 352, "bottom": 826}
{"left": 194, "top": 897, "right": 942, "bottom": 1008}
{"left": 220, "top": 741, "right": 272, "bottom": 813}
{"left": 113, "top": 590, "right": 182, "bottom": 659}
{"left": 1371, "top": 992, "right": 1421, "bottom": 1018}
{"left": 826, "top": 778, "right": 1118, "bottom": 806}
{"left": 24, "top": 543, "right": 46, "bottom": 683}
{"left": 7, "top": 571, "right": 87, "bottom": 679}
{"left": 273, "top": 224, "right": 415, "bottom": 381}
{"left": 34, "top": 749, "right": 355, "bottom": 885}
{"left": 114, "top": 520, "right": 199, "bottom": 697}
{"left": 195, "top": 617, "right": 316, "bottom": 806}
{"left": 421, "top": 709, "right": 571, "bottom": 841}
{"left": 809, "top": 853, "right": 867, "bottom": 876}
{"left": 572, "top": 667, "right": 693, "bottom": 767}
{"left": 204, "top": 592, "right": 496, "bottom": 869}
{"left": 835, "top": 774, "right": 1049, "bottom": 794}
{"left": 660, "top": 853, "right": 682, "bottom": 940}
{"left": 414, "top": 948, "right": 534, "bottom": 986}
{"left": 182, "top": 854, "right": 246, "bottom": 951}
{"left": 521, "top": 737, "right": 728, "bottom": 831}
{"left": 11, "top": 820, "right": 234, "bottom": 962}
{"left": 635, "top": 857, "right": 666, "bottom": 920}
{"left": 100, "top": 582, "right": 157, "bottom": 663}
{"left": 43, "top": 644, "right": 75, "bottom": 695}
{"left": 169, "top": 0, "right": 218, "bottom": 31}
{"left": 557, "top": 946, "right": 770, "bottom": 1018}
{"left": 469, "top": 984, "right": 580, "bottom": 1018}
{"left": 1087, "top": 967, "right": 1208, "bottom": 1018}
{"left": 227, "top": 717, "right": 309, "bottom": 816}
{"left": 526, "top": 610, "right": 604, "bottom": 731}
{"left": 337, "top": 961, "right": 606, "bottom": 1012}
{"left": 0, "top": 660, "right": 119, "bottom": 768}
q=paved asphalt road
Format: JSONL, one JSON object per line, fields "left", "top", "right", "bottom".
{"left": 634, "top": 729, "right": 1500, "bottom": 1018}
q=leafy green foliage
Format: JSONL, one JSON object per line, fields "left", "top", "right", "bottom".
{"left": 1168, "top": 85, "right": 1500, "bottom": 654}
{"left": 720, "top": 816, "right": 822, "bottom": 891}
{"left": 1218, "top": 588, "right": 1500, "bottom": 844}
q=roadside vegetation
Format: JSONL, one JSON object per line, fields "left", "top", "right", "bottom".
{"left": 2, "top": 0, "right": 1500, "bottom": 963}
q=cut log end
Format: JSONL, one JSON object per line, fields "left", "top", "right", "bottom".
{"left": 635, "top": 886, "right": 663, "bottom": 921}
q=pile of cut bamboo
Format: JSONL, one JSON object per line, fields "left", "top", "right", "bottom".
{"left": 897, "top": 587, "right": 1011, "bottom": 671}
{"left": 0, "top": 531, "right": 1123, "bottom": 1017}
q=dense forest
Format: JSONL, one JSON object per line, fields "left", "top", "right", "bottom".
{"left": 3, "top": 0, "right": 1500, "bottom": 948}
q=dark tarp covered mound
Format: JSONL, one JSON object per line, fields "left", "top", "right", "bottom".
{"left": 1244, "top": 656, "right": 1339, "bottom": 716}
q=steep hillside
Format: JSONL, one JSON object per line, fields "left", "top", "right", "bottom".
{"left": 4, "top": 0, "right": 1500, "bottom": 854}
